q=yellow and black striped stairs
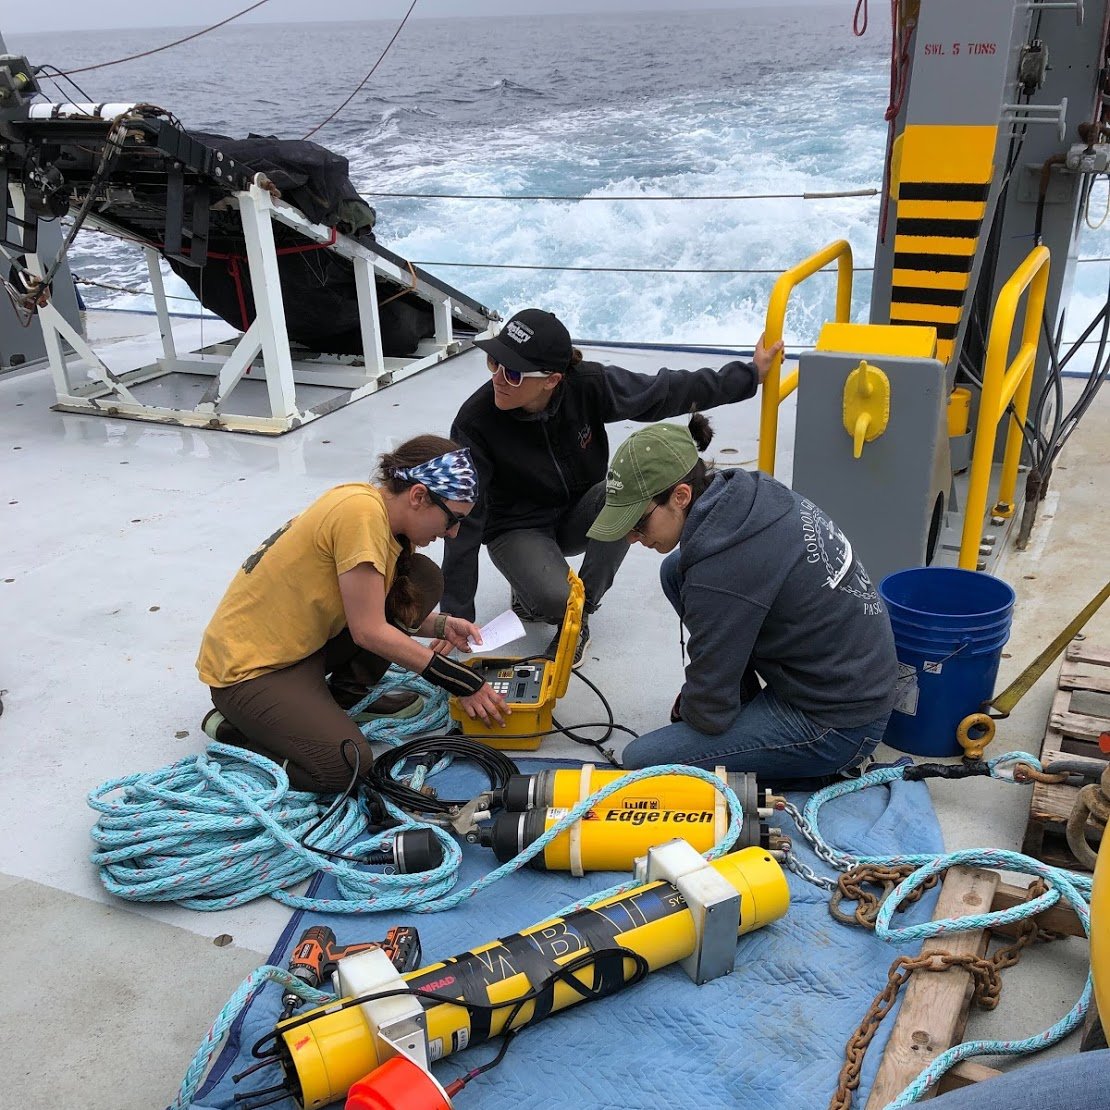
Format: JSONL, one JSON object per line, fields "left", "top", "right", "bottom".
{"left": 888, "top": 124, "right": 997, "bottom": 366}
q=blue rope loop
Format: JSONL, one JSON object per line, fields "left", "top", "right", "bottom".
{"left": 795, "top": 750, "right": 1096, "bottom": 1109}
{"left": 169, "top": 966, "right": 331, "bottom": 1110}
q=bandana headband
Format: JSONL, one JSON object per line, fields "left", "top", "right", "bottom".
{"left": 390, "top": 448, "right": 478, "bottom": 503}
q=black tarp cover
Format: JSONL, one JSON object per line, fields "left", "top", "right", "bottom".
{"left": 167, "top": 133, "right": 434, "bottom": 357}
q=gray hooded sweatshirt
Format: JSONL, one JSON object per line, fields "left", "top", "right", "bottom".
{"left": 676, "top": 468, "right": 897, "bottom": 735}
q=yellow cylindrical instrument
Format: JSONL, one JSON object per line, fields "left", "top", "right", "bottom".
{"left": 277, "top": 846, "right": 789, "bottom": 1108}
{"left": 501, "top": 766, "right": 765, "bottom": 813}
{"left": 483, "top": 805, "right": 759, "bottom": 872}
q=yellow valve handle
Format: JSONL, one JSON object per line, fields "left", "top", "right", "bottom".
{"left": 842, "top": 361, "right": 890, "bottom": 458}
{"left": 851, "top": 413, "right": 872, "bottom": 459}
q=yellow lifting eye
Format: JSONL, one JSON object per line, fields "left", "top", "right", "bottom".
{"left": 842, "top": 360, "right": 891, "bottom": 458}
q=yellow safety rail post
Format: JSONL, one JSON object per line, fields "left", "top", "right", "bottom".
{"left": 757, "top": 240, "right": 854, "bottom": 476}
{"left": 958, "top": 245, "right": 1050, "bottom": 569}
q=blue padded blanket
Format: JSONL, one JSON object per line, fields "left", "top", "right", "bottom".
{"left": 191, "top": 761, "right": 942, "bottom": 1110}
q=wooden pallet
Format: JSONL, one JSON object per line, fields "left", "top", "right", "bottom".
{"left": 1020, "top": 640, "right": 1110, "bottom": 871}
{"left": 866, "top": 867, "right": 1086, "bottom": 1106}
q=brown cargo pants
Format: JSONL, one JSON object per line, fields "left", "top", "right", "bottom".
{"left": 208, "top": 554, "right": 443, "bottom": 793}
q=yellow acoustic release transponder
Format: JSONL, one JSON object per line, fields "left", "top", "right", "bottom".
{"left": 448, "top": 569, "right": 584, "bottom": 749}
{"left": 502, "top": 765, "right": 769, "bottom": 815}
{"left": 484, "top": 805, "right": 737, "bottom": 872}
{"left": 275, "top": 845, "right": 789, "bottom": 1108}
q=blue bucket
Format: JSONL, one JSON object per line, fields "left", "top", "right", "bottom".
{"left": 878, "top": 567, "right": 1015, "bottom": 757}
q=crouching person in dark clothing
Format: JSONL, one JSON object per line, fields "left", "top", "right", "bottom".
{"left": 440, "top": 307, "right": 783, "bottom": 669}
{"left": 588, "top": 415, "right": 897, "bottom": 782}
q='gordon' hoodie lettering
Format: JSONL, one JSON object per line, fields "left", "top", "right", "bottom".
{"left": 676, "top": 468, "right": 898, "bottom": 735}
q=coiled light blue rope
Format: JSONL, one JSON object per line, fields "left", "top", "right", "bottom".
{"left": 352, "top": 665, "right": 452, "bottom": 758}
{"left": 89, "top": 743, "right": 465, "bottom": 911}
{"left": 797, "top": 750, "right": 1096, "bottom": 1108}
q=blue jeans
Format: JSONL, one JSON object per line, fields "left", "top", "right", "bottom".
{"left": 621, "top": 686, "right": 888, "bottom": 779}
{"left": 621, "top": 552, "right": 889, "bottom": 780}
{"left": 928, "top": 1050, "right": 1110, "bottom": 1109}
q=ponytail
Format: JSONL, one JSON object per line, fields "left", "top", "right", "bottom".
{"left": 649, "top": 411, "right": 715, "bottom": 507}
{"left": 687, "top": 410, "right": 713, "bottom": 453}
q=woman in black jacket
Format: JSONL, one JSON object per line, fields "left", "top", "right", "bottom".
{"left": 440, "top": 308, "right": 781, "bottom": 667}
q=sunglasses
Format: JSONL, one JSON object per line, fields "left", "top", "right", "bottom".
{"left": 630, "top": 502, "right": 660, "bottom": 537}
{"left": 426, "top": 488, "right": 465, "bottom": 532}
{"left": 487, "top": 356, "right": 552, "bottom": 387}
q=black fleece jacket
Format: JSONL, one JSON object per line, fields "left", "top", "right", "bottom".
{"left": 440, "top": 356, "right": 759, "bottom": 619}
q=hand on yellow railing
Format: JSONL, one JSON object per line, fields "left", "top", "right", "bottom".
{"left": 752, "top": 332, "right": 785, "bottom": 384}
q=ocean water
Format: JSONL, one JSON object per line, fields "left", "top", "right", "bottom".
{"left": 8, "top": 6, "right": 1109, "bottom": 358}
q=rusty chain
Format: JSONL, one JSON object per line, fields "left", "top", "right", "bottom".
{"left": 828, "top": 879, "right": 1052, "bottom": 1110}
{"left": 829, "top": 864, "right": 943, "bottom": 929}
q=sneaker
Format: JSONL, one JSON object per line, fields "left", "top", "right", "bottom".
{"left": 201, "top": 707, "right": 243, "bottom": 743}
{"left": 544, "top": 616, "right": 591, "bottom": 670}
{"left": 349, "top": 690, "right": 425, "bottom": 725}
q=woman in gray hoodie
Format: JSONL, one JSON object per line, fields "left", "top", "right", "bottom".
{"left": 587, "top": 414, "right": 898, "bottom": 781}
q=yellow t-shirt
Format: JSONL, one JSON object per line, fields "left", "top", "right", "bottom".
{"left": 196, "top": 484, "right": 401, "bottom": 687}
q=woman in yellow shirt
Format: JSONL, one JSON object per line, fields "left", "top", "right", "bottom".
{"left": 196, "top": 434, "right": 507, "bottom": 792}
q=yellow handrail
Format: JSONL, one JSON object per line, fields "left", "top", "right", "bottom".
{"left": 758, "top": 240, "right": 854, "bottom": 475}
{"left": 957, "top": 245, "right": 1051, "bottom": 570}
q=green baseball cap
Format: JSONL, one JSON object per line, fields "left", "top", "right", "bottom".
{"left": 587, "top": 423, "right": 699, "bottom": 541}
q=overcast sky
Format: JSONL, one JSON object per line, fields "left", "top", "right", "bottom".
{"left": 3, "top": 0, "right": 833, "bottom": 37}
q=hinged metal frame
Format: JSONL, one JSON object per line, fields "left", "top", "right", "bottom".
{"left": 11, "top": 176, "right": 494, "bottom": 434}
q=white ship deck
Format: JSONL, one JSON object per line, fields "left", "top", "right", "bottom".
{"left": 1, "top": 310, "right": 1107, "bottom": 1108}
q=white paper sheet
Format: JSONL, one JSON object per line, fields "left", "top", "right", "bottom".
{"left": 467, "top": 609, "right": 527, "bottom": 654}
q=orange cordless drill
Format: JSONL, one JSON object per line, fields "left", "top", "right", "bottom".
{"left": 281, "top": 924, "right": 421, "bottom": 1017}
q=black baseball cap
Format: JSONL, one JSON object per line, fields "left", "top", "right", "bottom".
{"left": 474, "top": 308, "right": 573, "bottom": 375}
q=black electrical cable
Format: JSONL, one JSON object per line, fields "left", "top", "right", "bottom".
{"left": 366, "top": 735, "right": 520, "bottom": 815}
{"left": 33, "top": 63, "right": 95, "bottom": 103}
{"left": 232, "top": 1080, "right": 288, "bottom": 1103}
{"left": 232, "top": 1057, "right": 279, "bottom": 1083}
{"left": 551, "top": 668, "right": 626, "bottom": 765}
{"left": 234, "top": 1093, "right": 288, "bottom": 1110}
{"left": 1037, "top": 266, "right": 1110, "bottom": 471}
{"left": 292, "top": 738, "right": 397, "bottom": 866}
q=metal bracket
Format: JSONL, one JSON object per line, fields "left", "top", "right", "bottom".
{"left": 335, "top": 947, "right": 430, "bottom": 1072}
{"left": 447, "top": 793, "right": 495, "bottom": 842}
{"left": 1001, "top": 98, "right": 1069, "bottom": 141}
{"left": 643, "top": 839, "right": 740, "bottom": 985}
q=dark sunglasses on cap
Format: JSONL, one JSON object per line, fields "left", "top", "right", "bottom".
{"left": 486, "top": 355, "right": 553, "bottom": 387}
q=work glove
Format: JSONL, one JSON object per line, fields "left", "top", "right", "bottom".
{"left": 670, "top": 693, "right": 683, "bottom": 723}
